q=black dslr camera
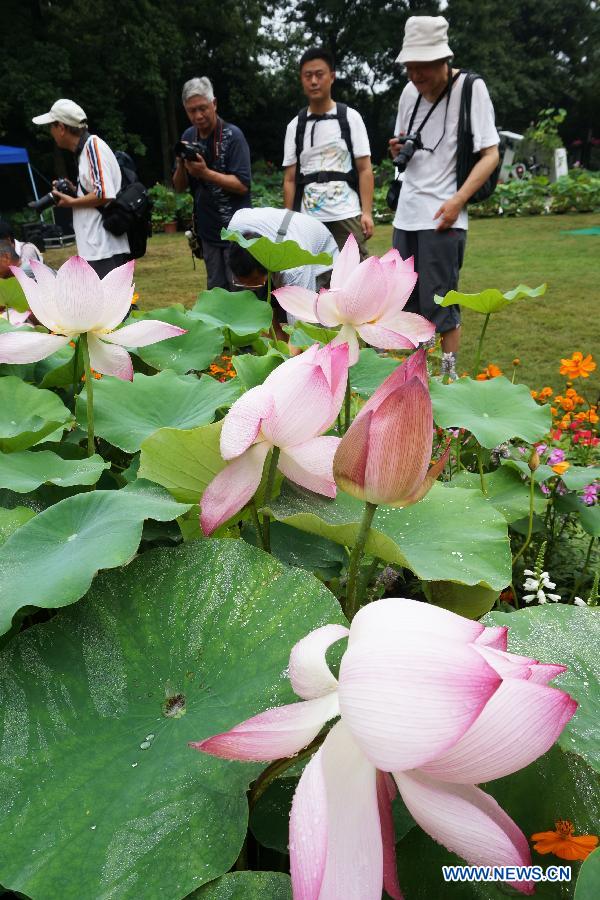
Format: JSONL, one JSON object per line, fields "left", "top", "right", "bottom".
{"left": 392, "top": 133, "right": 423, "bottom": 172}
{"left": 28, "top": 178, "right": 76, "bottom": 213}
{"left": 174, "top": 140, "right": 204, "bottom": 161}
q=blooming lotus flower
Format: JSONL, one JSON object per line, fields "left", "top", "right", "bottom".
{"left": 200, "top": 341, "right": 349, "bottom": 535}
{"left": 0, "top": 308, "right": 32, "bottom": 326}
{"left": 192, "top": 597, "right": 577, "bottom": 899}
{"left": 334, "top": 347, "right": 449, "bottom": 505}
{"left": 0, "top": 257, "right": 185, "bottom": 380}
{"left": 273, "top": 234, "right": 435, "bottom": 364}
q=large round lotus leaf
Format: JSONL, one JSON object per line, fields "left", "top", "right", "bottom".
{"left": 0, "top": 505, "right": 35, "bottom": 546}
{"left": 221, "top": 227, "right": 333, "bottom": 271}
{"left": 139, "top": 422, "right": 225, "bottom": 504}
{"left": 129, "top": 306, "right": 224, "bottom": 373}
{"left": 0, "top": 481, "right": 191, "bottom": 635}
{"left": 0, "top": 376, "right": 72, "bottom": 452}
{"left": 434, "top": 282, "right": 546, "bottom": 314}
{"left": 560, "top": 466, "right": 600, "bottom": 491}
{"left": 76, "top": 370, "right": 240, "bottom": 453}
{"left": 483, "top": 604, "right": 600, "bottom": 771}
{"left": 37, "top": 343, "right": 84, "bottom": 389}
{"left": 0, "top": 539, "right": 345, "bottom": 899}
{"left": 350, "top": 348, "right": 402, "bottom": 399}
{"left": 266, "top": 480, "right": 511, "bottom": 590}
{"left": 0, "top": 275, "right": 28, "bottom": 312}
{"left": 233, "top": 348, "right": 284, "bottom": 389}
{"left": 192, "top": 288, "right": 273, "bottom": 337}
{"left": 192, "top": 871, "right": 292, "bottom": 899}
{"left": 430, "top": 377, "right": 551, "bottom": 448}
{"left": 575, "top": 848, "right": 600, "bottom": 900}
{"left": 446, "top": 467, "right": 547, "bottom": 523}
{"left": 0, "top": 449, "right": 109, "bottom": 492}
{"left": 395, "top": 745, "right": 598, "bottom": 899}
{"left": 422, "top": 580, "right": 499, "bottom": 619}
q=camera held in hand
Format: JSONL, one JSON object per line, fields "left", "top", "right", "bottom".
{"left": 28, "top": 178, "right": 76, "bottom": 214}
{"left": 392, "top": 133, "right": 423, "bottom": 172}
{"left": 174, "top": 140, "right": 204, "bottom": 162}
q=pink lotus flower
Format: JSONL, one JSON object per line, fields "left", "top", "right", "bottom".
{"left": 0, "top": 308, "right": 32, "bottom": 327}
{"left": 0, "top": 257, "right": 185, "bottom": 380}
{"left": 273, "top": 235, "right": 435, "bottom": 364}
{"left": 200, "top": 341, "right": 349, "bottom": 535}
{"left": 192, "top": 598, "right": 577, "bottom": 899}
{"left": 334, "top": 347, "right": 449, "bottom": 505}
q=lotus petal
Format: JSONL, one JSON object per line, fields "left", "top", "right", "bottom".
{"left": 0, "top": 330, "right": 69, "bottom": 364}
{"left": 394, "top": 771, "right": 534, "bottom": 894}
{"left": 279, "top": 435, "right": 340, "bottom": 497}
{"left": 289, "top": 623, "right": 349, "bottom": 700}
{"left": 355, "top": 321, "right": 419, "bottom": 352}
{"left": 331, "top": 323, "right": 360, "bottom": 365}
{"left": 200, "top": 441, "right": 269, "bottom": 535}
{"left": 475, "top": 625, "right": 508, "bottom": 651}
{"left": 376, "top": 771, "right": 403, "bottom": 900}
{"left": 220, "top": 386, "right": 274, "bottom": 460}
{"left": 314, "top": 289, "right": 342, "bottom": 328}
{"left": 330, "top": 233, "right": 360, "bottom": 289}
{"left": 289, "top": 749, "right": 328, "bottom": 900}
{"left": 272, "top": 285, "right": 320, "bottom": 323}
{"left": 12, "top": 262, "right": 63, "bottom": 333}
{"left": 101, "top": 319, "right": 186, "bottom": 347}
{"left": 53, "top": 256, "right": 108, "bottom": 332}
{"left": 87, "top": 334, "right": 133, "bottom": 380}
{"left": 334, "top": 256, "right": 387, "bottom": 325}
{"left": 98, "top": 260, "right": 136, "bottom": 329}
{"left": 348, "top": 597, "right": 484, "bottom": 648}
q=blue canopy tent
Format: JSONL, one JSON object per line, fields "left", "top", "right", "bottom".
{"left": 0, "top": 144, "right": 40, "bottom": 201}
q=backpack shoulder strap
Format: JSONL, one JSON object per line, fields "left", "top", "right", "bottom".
{"left": 295, "top": 108, "right": 309, "bottom": 166}
{"left": 275, "top": 209, "right": 295, "bottom": 242}
{"left": 335, "top": 102, "right": 355, "bottom": 163}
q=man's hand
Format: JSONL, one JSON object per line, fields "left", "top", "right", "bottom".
{"left": 360, "top": 212, "right": 374, "bottom": 239}
{"left": 52, "top": 191, "right": 76, "bottom": 208}
{"left": 184, "top": 154, "right": 211, "bottom": 180}
{"left": 433, "top": 195, "right": 464, "bottom": 231}
{"left": 388, "top": 133, "right": 405, "bottom": 159}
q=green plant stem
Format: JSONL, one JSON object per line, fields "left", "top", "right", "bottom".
{"left": 455, "top": 432, "right": 462, "bottom": 470}
{"left": 344, "top": 501, "right": 378, "bottom": 621}
{"left": 343, "top": 381, "right": 351, "bottom": 433}
{"left": 262, "top": 447, "right": 280, "bottom": 553}
{"left": 472, "top": 313, "right": 491, "bottom": 377}
{"left": 512, "top": 472, "right": 536, "bottom": 566}
{"left": 477, "top": 448, "right": 487, "bottom": 496}
{"left": 267, "top": 270, "right": 278, "bottom": 344}
{"left": 72, "top": 338, "right": 79, "bottom": 409}
{"left": 250, "top": 501, "right": 265, "bottom": 550}
{"left": 80, "top": 333, "right": 95, "bottom": 457}
{"left": 247, "top": 732, "right": 327, "bottom": 812}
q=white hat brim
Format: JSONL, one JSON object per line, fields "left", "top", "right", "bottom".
{"left": 396, "top": 43, "right": 453, "bottom": 64}
{"left": 32, "top": 112, "right": 56, "bottom": 125}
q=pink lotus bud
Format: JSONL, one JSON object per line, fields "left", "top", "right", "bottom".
{"left": 333, "top": 348, "right": 449, "bottom": 506}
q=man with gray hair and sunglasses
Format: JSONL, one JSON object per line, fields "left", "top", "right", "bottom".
{"left": 173, "top": 77, "right": 252, "bottom": 290}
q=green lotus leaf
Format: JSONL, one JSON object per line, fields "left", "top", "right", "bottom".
{"left": 0, "top": 480, "right": 191, "bottom": 634}
{"left": 192, "top": 872, "right": 292, "bottom": 899}
{"left": 483, "top": 604, "right": 600, "bottom": 770}
{"left": 554, "top": 492, "right": 600, "bottom": 536}
{"left": 192, "top": 288, "right": 273, "bottom": 338}
{"left": 76, "top": 370, "right": 240, "bottom": 453}
{"left": 501, "top": 458, "right": 557, "bottom": 484}
{"left": 430, "top": 377, "right": 551, "bottom": 448}
{"left": 0, "top": 539, "right": 343, "bottom": 899}
{"left": 575, "top": 847, "right": 600, "bottom": 900}
{"left": 446, "top": 467, "right": 547, "bottom": 523}
{"left": 0, "top": 449, "right": 109, "bottom": 492}
{"left": 266, "top": 480, "right": 511, "bottom": 590}
{"left": 139, "top": 421, "right": 225, "bottom": 504}
{"left": 221, "top": 227, "right": 333, "bottom": 271}
{"left": 422, "top": 580, "right": 500, "bottom": 619}
{"left": 350, "top": 348, "right": 403, "bottom": 399}
{"left": 232, "top": 348, "right": 285, "bottom": 389}
{"left": 287, "top": 321, "right": 339, "bottom": 348}
{"left": 0, "top": 505, "right": 36, "bottom": 546}
{"left": 434, "top": 282, "right": 547, "bottom": 314}
{"left": 129, "top": 306, "right": 224, "bottom": 374}
{"left": 0, "top": 376, "right": 72, "bottom": 452}
{"left": 0, "top": 275, "right": 28, "bottom": 312}
{"left": 396, "top": 745, "right": 598, "bottom": 899}
{"left": 560, "top": 466, "right": 600, "bottom": 491}
{"left": 37, "top": 343, "right": 84, "bottom": 389}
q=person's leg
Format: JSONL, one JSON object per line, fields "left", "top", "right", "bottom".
{"left": 392, "top": 229, "right": 420, "bottom": 313}
{"left": 201, "top": 241, "right": 231, "bottom": 290}
{"left": 326, "top": 216, "right": 369, "bottom": 260}
{"left": 86, "top": 253, "right": 131, "bottom": 279}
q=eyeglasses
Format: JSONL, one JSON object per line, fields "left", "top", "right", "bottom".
{"left": 232, "top": 279, "right": 267, "bottom": 289}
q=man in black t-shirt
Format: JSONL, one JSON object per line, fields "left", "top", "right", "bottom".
{"left": 173, "top": 77, "right": 252, "bottom": 290}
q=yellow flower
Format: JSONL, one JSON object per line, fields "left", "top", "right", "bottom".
{"left": 476, "top": 363, "right": 503, "bottom": 381}
{"left": 531, "top": 820, "right": 598, "bottom": 861}
{"left": 552, "top": 461, "right": 570, "bottom": 475}
{"left": 559, "top": 352, "right": 596, "bottom": 379}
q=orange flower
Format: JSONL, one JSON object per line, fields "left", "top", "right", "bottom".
{"left": 531, "top": 820, "right": 598, "bottom": 861}
{"left": 550, "top": 406, "right": 558, "bottom": 416}
{"left": 131, "top": 292, "right": 140, "bottom": 305}
{"left": 559, "top": 352, "right": 596, "bottom": 379}
{"left": 551, "top": 461, "right": 570, "bottom": 475}
{"left": 539, "top": 387, "right": 553, "bottom": 399}
{"left": 476, "top": 363, "right": 503, "bottom": 381}
{"left": 531, "top": 390, "right": 539, "bottom": 400}
{"left": 512, "top": 358, "right": 520, "bottom": 366}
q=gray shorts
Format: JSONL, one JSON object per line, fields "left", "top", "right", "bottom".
{"left": 86, "top": 252, "right": 131, "bottom": 279}
{"left": 392, "top": 228, "right": 466, "bottom": 333}
{"left": 201, "top": 240, "right": 233, "bottom": 291}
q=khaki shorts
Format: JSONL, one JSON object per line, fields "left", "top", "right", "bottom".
{"left": 325, "top": 216, "right": 369, "bottom": 260}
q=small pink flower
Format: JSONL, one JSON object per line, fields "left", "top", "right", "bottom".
{"left": 548, "top": 448, "right": 566, "bottom": 465}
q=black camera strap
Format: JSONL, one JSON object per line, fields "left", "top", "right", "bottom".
{"left": 407, "top": 68, "right": 461, "bottom": 152}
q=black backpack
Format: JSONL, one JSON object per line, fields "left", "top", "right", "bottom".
{"left": 456, "top": 72, "right": 500, "bottom": 203}
{"left": 293, "top": 102, "right": 359, "bottom": 210}
{"left": 101, "top": 151, "right": 152, "bottom": 258}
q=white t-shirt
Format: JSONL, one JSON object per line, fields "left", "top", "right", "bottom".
{"left": 228, "top": 207, "right": 339, "bottom": 291}
{"left": 283, "top": 104, "right": 371, "bottom": 222}
{"left": 393, "top": 73, "right": 498, "bottom": 231}
{"left": 76, "top": 135, "right": 130, "bottom": 261}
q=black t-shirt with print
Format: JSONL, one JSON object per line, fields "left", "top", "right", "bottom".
{"left": 181, "top": 119, "right": 252, "bottom": 243}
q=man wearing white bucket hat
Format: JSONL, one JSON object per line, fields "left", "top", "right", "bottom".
{"left": 389, "top": 16, "right": 499, "bottom": 379}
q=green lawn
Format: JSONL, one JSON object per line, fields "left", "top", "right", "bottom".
{"left": 44, "top": 212, "right": 600, "bottom": 396}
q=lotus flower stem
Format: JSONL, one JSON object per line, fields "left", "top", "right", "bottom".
{"left": 250, "top": 500, "right": 265, "bottom": 550}
{"left": 344, "top": 501, "right": 378, "bottom": 620}
{"left": 248, "top": 732, "right": 327, "bottom": 811}
{"left": 262, "top": 446, "right": 281, "bottom": 553}
{"left": 80, "top": 333, "right": 95, "bottom": 457}
{"left": 477, "top": 448, "right": 488, "bottom": 496}
{"left": 472, "top": 313, "right": 491, "bottom": 377}
{"left": 343, "top": 381, "right": 351, "bottom": 433}
{"left": 512, "top": 472, "right": 536, "bottom": 566}
{"left": 72, "top": 337, "right": 79, "bottom": 409}
{"left": 266, "top": 270, "right": 278, "bottom": 344}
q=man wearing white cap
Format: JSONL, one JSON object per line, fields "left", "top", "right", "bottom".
{"left": 389, "top": 16, "right": 499, "bottom": 379}
{"left": 32, "top": 99, "right": 130, "bottom": 277}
